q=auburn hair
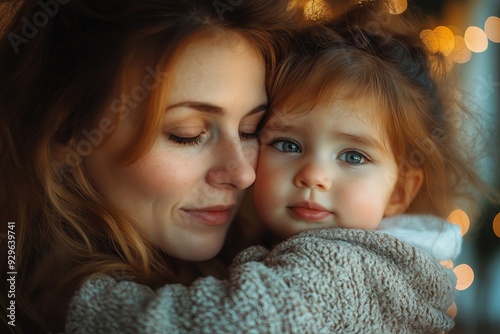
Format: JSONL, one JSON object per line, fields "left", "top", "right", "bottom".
{"left": 0, "top": 0, "right": 301, "bottom": 332}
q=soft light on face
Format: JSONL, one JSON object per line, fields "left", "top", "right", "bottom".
{"left": 254, "top": 98, "right": 400, "bottom": 238}
{"left": 84, "top": 34, "right": 267, "bottom": 260}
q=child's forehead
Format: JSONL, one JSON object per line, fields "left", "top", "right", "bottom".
{"left": 269, "top": 94, "right": 383, "bottom": 125}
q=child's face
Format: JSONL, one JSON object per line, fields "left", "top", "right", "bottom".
{"left": 254, "top": 98, "right": 400, "bottom": 238}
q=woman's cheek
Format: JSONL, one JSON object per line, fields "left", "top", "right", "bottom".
{"left": 243, "top": 140, "right": 259, "bottom": 170}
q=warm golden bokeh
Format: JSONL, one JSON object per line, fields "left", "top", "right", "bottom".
{"left": 464, "top": 26, "right": 489, "bottom": 52}
{"left": 450, "top": 36, "right": 472, "bottom": 63}
{"left": 420, "top": 26, "right": 456, "bottom": 56}
{"left": 388, "top": 0, "right": 407, "bottom": 15}
{"left": 447, "top": 209, "right": 470, "bottom": 236}
{"left": 440, "top": 259, "right": 454, "bottom": 269}
{"left": 484, "top": 16, "right": 500, "bottom": 43}
{"left": 453, "top": 264, "right": 474, "bottom": 291}
{"left": 493, "top": 212, "right": 500, "bottom": 238}
{"left": 298, "top": 0, "right": 334, "bottom": 21}
{"left": 446, "top": 25, "right": 462, "bottom": 36}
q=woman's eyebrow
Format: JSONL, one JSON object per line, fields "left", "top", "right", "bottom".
{"left": 166, "top": 101, "right": 223, "bottom": 114}
{"left": 166, "top": 101, "right": 267, "bottom": 116}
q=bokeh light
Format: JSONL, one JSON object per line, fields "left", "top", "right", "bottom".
{"left": 420, "top": 26, "right": 456, "bottom": 56}
{"left": 453, "top": 264, "right": 474, "bottom": 291}
{"left": 299, "top": 0, "right": 333, "bottom": 21}
{"left": 440, "top": 259, "right": 454, "bottom": 269}
{"left": 493, "top": 212, "right": 500, "bottom": 238}
{"left": 450, "top": 36, "right": 472, "bottom": 64}
{"left": 464, "top": 26, "right": 488, "bottom": 53}
{"left": 484, "top": 16, "right": 500, "bottom": 43}
{"left": 447, "top": 209, "right": 470, "bottom": 236}
{"left": 446, "top": 25, "right": 462, "bottom": 36}
{"left": 388, "top": 0, "right": 407, "bottom": 15}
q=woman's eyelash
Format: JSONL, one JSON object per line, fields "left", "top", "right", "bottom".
{"left": 167, "top": 130, "right": 256, "bottom": 145}
{"left": 168, "top": 134, "right": 203, "bottom": 146}
{"left": 240, "top": 131, "right": 258, "bottom": 140}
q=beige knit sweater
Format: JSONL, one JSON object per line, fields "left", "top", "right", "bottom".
{"left": 66, "top": 217, "right": 457, "bottom": 333}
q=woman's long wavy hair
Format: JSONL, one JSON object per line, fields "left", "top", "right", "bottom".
{"left": 266, "top": 3, "right": 498, "bottom": 220}
{"left": 0, "top": 0, "right": 302, "bottom": 332}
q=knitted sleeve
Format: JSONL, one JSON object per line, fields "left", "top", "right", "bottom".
{"left": 66, "top": 229, "right": 456, "bottom": 334}
{"left": 66, "top": 246, "right": 317, "bottom": 334}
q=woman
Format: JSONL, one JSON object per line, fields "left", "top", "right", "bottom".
{"left": 0, "top": 0, "right": 455, "bottom": 333}
{"left": 0, "top": 0, "right": 297, "bottom": 331}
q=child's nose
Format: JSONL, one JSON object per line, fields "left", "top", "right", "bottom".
{"left": 293, "top": 162, "right": 332, "bottom": 191}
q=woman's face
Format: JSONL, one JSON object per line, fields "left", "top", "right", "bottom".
{"left": 84, "top": 35, "right": 267, "bottom": 260}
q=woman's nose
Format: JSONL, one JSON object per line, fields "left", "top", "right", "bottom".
{"left": 207, "top": 138, "right": 257, "bottom": 190}
{"left": 293, "top": 162, "right": 332, "bottom": 191}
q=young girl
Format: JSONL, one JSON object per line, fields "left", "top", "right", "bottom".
{"left": 0, "top": 0, "right": 456, "bottom": 333}
{"left": 251, "top": 3, "right": 495, "bottom": 331}
{"left": 253, "top": 8, "right": 468, "bottom": 250}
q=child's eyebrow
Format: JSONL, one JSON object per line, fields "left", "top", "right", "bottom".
{"left": 335, "top": 132, "right": 388, "bottom": 153}
{"left": 264, "top": 123, "right": 295, "bottom": 131}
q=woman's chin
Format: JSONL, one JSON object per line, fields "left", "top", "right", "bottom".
{"left": 165, "top": 236, "right": 226, "bottom": 262}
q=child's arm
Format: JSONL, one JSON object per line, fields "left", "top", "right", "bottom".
{"left": 376, "top": 214, "right": 462, "bottom": 261}
{"left": 67, "top": 228, "right": 456, "bottom": 334}
{"left": 66, "top": 245, "right": 320, "bottom": 333}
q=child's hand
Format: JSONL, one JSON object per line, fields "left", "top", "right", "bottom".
{"left": 446, "top": 302, "right": 457, "bottom": 319}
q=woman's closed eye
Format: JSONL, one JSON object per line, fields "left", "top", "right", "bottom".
{"left": 163, "top": 123, "right": 207, "bottom": 146}
{"left": 239, "top": 131, "right": 258, "bottom": 141}
{"left": 167, "top": 133, "right": 204, "bottom": 146}
{"left": 338, "top": 150, "right": 370, "bottom": 165}
{"left": 239, "top": 119, "right": 261, "bottom": 141}
{"left": 165, "top": 125, "right": 206, "bottom": 146}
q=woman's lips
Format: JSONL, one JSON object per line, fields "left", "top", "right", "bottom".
{"left": 182, "top": 205, "right": 235, "bottom": 226}
{"left": 287, "top": 202, "right": 332, "bottom": 221}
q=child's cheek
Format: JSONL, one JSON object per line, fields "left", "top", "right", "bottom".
{"left": 340, "top": 182, "right": 386, "bottom": 230}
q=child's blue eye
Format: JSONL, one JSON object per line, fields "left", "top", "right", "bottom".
{"left": 271, "top": 139, "right": 301, "bottom": 153}
{"left": 338, "top": 151, "right": 367, "bottom": 164}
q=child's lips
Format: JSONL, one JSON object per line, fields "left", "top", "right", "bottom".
{"left": 287, "top": 201, "right": 332, "bottom": 221}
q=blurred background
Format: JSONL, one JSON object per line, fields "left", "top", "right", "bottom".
{"left": 404, "top": 0, "right": 500, "bottom": 333}
{"left": 378, "top": 0, "right": 500, "bottom": 332}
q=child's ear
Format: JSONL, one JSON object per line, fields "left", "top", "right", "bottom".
{"left": 384, "top": 168, "right": 424, "bottom": 217}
